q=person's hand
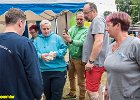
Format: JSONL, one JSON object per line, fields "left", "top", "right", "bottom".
{"left": 85, "top": 62, "right": 94, "bottom": 70}
{"left": 44, "top": 57, "right": 50, "bottom": 62}
{"left": 62, "top": 32, "right": 72, "bottom": 43}
{"left": 41, "top": 53, "right": 49, "bottom": 60}
{"left": 62, "top": 32, "right": 68, "bottom": 39}
{"left": 44, "top": 51, "right": 56, "bottom": 62}
{"left": 104, "top": 88, "right": 109, "bottom": 100}
{"left": 40, "top": 96, "right": 44, "bottom": 100}
{"left": 40, "top": 93, "right": 45, "bottom": 100}
{"left": 49, "top": 51, "right": 56, "bottom": 58}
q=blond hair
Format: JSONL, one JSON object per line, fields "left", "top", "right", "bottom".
{"left": 40, "top": 20, "right": 51, "bottom": 28}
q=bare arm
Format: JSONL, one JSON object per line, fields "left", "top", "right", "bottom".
{"left": 85, "top": 33, "right": 104, "bottom": 70}
{"left": 89, "top": 34, "right": 104, "bottom": 61}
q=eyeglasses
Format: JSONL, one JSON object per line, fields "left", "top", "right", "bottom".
{"left": 83, "top": 10, "right": 93, "bottom": 14}
{"left": 76, "top": 18, "right": 84, "bottom": 21}
{"left": 30, "top": 31, "right": 36, "bottom": 34}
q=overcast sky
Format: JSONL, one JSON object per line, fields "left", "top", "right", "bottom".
{"left": 86, "top": 0, "right": 117, "bottom": 14}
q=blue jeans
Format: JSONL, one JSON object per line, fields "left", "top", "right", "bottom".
{"left": 41, "top": 71, "right": 67, "bottom": 100}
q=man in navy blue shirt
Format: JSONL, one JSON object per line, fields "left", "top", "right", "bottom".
{"left": 0, "top": 8, "right": 43, "bottom": 100}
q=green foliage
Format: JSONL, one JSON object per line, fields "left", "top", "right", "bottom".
{"left": 115, "top": 0, "right": 140, "bottom": 24}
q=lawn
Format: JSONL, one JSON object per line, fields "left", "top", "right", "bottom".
{"left": 62, "top": 72, "right": 107, "bottom": 100}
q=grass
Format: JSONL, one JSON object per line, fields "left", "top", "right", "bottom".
{"left": 62, "top": 53, "right": 107, "bottom": 100}
{"left": 62, "top": 72, "right": 107, "bottom": 100}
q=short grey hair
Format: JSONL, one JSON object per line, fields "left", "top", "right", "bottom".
{"left": 40, "top": 20, "right": 51, "bottom": 27}
{"left": 76, "top": 12, "right": 84, "bottom": 16}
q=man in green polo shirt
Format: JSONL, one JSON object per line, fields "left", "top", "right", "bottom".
{"left": 62, "top": 12, "right": 88, "bottom": 100}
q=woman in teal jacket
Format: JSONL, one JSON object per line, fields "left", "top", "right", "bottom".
{"left": 34, "top": 20, "right": 67, "bottom": 100}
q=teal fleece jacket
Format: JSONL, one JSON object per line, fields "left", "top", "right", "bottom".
{"left": 34, "top": 32, "right": 67, "bottom": 72}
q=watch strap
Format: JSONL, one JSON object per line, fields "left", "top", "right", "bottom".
{"left": 88, "top": 60, "right": 94, "bottom": 64}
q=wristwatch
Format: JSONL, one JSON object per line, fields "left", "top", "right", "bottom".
{"left": 88, "top": 60, "right": 94, "bottom": 64}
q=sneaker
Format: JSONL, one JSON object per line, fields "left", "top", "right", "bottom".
{"left": 62, "top": 93, "right": 76, "bottom": 99}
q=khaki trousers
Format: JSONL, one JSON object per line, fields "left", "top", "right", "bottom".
{"left": 68, "top": 58, "right": 86, "bottom": 100}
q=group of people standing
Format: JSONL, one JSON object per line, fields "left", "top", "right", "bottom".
{"left": 63, "top": 3, "right": 109, "bottom": 100}
{"left": 0, "top": 2, "right": 140, "bottom": 100}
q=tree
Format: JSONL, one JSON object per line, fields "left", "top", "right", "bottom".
{"left": 115, "top": 0, "right": 140, "bottom": 24}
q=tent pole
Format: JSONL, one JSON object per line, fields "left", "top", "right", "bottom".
{"left": 54, "top": 18, "right": 58, "bottom": 34}
{"left": 65, "top": 12, "right": 68, "bottom": 30}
